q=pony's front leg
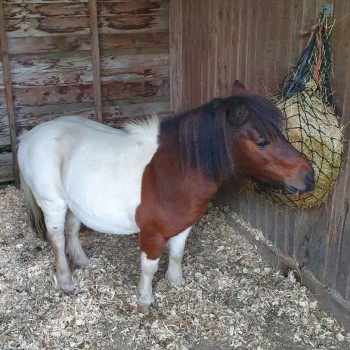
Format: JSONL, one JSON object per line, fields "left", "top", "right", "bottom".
{"left": 137, "top": 252, "right": 160, "bottom": 312}
{"left": 137, "top": 233, "right": 166, "bottom": 313}
{"left": 166, "top": 227, "right": 192, "bottom": 287}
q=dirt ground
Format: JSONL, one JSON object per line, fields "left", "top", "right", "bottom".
{"left": 0, "top": 186, "right": 349, "bottom": 349}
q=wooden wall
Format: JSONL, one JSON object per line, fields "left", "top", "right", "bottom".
{"left": 170, "top": 0, "right": 350, "bottom": 330}
{"left": 0, "top": 0, "right": 170, "bottom": 183}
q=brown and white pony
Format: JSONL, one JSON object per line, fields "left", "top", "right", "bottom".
{"left": 18, "top": 87, "right": 314, "bottom": 312}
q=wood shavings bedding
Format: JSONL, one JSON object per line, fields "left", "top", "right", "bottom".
{"left": 0, "top": 186, "right": 349, "bottom": 349}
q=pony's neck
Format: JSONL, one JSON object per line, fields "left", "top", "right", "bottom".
{"left": 159, "top": 104, "right": 235, "bottom": 182}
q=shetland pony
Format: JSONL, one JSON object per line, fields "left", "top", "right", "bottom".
{"left": 18, "top": 91, "right": 314, "bottom": 312}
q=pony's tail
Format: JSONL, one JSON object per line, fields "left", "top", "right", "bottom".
{"left": 20, "top": 171, "right": 47, "bottom": 240}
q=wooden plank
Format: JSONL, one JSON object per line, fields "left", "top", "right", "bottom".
{"left": 255, "top": 196, "right": 267, "bottom": 235}
{"left": 0, "top": 135, "right": 10, "bottom": 146}
{"left": 215, "top": 1, "right": 224, "bottom": 95}
{"left": 169, "top": 0, "right": 183, "bottom": 112}
{"left": 304, "top": 208, "right": 328, "bottom": 283}
{"left": 100, "top": 32, "right": 168, "bottom": 51}
{"left": 234, "top": 0, "right": 242, "bottom": 83}
{"left": 4, "top": 2, "right": 89, "bottom": 18}
{"left": 0, "top": 153, "right": 14, "bottom": 183}
{"left": 7, "top": 35, "right": 91, "bottom": 54}
{"left": 98, "top": 1, "right": 168, "bottom": 17}
{"left": 89, "top": 0, "right": 102, "bottom": 122}
{"left": 334, "top": 197, "right": 350, "bottom": 299}
{"left": 238, "top": 0, "right": 248, "bottom": 87}
{"left": 284, "top": 208, "right": 296, "bottom": 257}
{"left": 243, "top": 0, "right": 253, "bottom": 88}
{"left": 274, "top": 0, "right": 291, "bottom": 88}
{"left": 11, "top": 78, "right": 169, "bottom": 107}
{"left": 255, "top": 1, "right": 270, "bottom": 97}
{"left": 101, "top": 79, "right": 169, "bottom": 101}
{"left": 198, "top": 2, "right": 208, "bottom": 104}
{"left": 5, "top": 0, "right": 162, "bottom": 2}
{"left": 263, "top": 0, "right": 278, "bottom": 92}
{"left": 14, "top": 98, "right": 169, "bottom": 131}
{"left": 263, "top": 201, "right": 276, "bottom": 242}
{"left": 99, "top": 13, "right": 168, "bottom": 35}
{"left": 101, "top": 53, "right": 169, "bottom": 70}
{"left": 226, "top": 0, "right": 236, "bottom": 93}
{"left": 5, "top": 17, "right": 91, "bottom": 37}
{"left": 248, "top": 0, "right": 258, "bottom": 92}
{"left": 287, "top": 0, "right": 304, "bottom": 70}
{"left": 0, "top": 1, "right": 18, "bottom": 185}
{"left": 7, "top": 32, "right": 168, "bottom": 54}
{"left": 8, "top": 53, "right": 168, "bottom": 83}
{"left": 0, "top": 87, "right": 5, "bottom": 107}
{"left": 5, "top": 0, "right": 88, "bottom": 3}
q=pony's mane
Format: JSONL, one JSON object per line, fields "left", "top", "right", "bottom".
{"left": 161, "top": 94, "right": 283, "bottom": 182}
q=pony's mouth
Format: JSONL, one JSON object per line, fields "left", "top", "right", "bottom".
{"left": 283, "top": 185, "right": 306, "bottom": 195}
{"left": 251, "top": 179, "right": 308, "bottom": 195}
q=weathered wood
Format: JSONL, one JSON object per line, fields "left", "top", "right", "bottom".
{"left": 98, "top": 1, "right": 168, "bottom": 17}
{"left": 6, "top": 32, "right": 169, "bottom": 54}
{"left": 0, "top": 135, "right": 10, "bottom": 146}
{"left": 5, "top": 17, "right": 91, "bottom": 37}
{"left": 254, "top": 1, "right": 270, "bottom": 93}
{"left": 7, "top": 35, "right": 91, "bottom": 54}
{"left": 8, "top": 53, "right": 168, "bottom": 86}
{"left": 101, "top": 79, "right": 169, "bottom": 101}
{"left": 12, "top": 98, "right": 169, "bottom": 132}
{"left": 0, "top": 1, "right": 19, "bottom": 186}
{"left": 0, "top": 87, "right": 5, "bottom": 107}
{"left": 4, "top": 3, "right": 89, "bottom": 18}
{"left": 0, "top": 152, "right": 14, "bottom": 183}
{"left": 4, "top": 14, "right": 168, "bottom": 37}
{"left": 89, "top": 0, "right": 102, "bottom": 122}
{"left": 11, "top": 78, "right": 169, "bottom": 106}
{"left": 99, "top": 32, "right": 169, "bottom": 50}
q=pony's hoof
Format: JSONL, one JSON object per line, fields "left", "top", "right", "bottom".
{"left": 52, "top": 273, "right": 76, "bottom": 294}
{"left": 137, "top": 302, "right": 153, "bottom": 313}
{"left": 166, "top": 272, "right": 186, "bottom": 287}
{"left": 72, "top": 257, "right": 90, "bottom": 270}
{"left": 168, "top": 278, "right": 186, "bottom": 288}
{"left": 61, "top": 281, "right": 76, "bottom": 294}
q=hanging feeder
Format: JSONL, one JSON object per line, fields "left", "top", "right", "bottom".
{"left": 250, "top": 10, "right": 343, "bottom": 208}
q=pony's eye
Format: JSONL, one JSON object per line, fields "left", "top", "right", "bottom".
{"left": 256, "top": 140, "right": 269, "bottom": 149}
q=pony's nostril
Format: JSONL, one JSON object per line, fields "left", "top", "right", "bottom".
{"left": 304, "top": 170, "right": 315, "bottom": 191}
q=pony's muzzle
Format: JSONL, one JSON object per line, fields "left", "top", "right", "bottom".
{"left": 284, "top": 168, "right": 315, "bottom": 194}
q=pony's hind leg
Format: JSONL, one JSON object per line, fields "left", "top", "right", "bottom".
{"left": 65, "top": 209, "right": 90, "bottom": 270}
{"left": 43, "top": 207, "right": 75, "bottom": 293}
{"left": 165, "top": 227, "right": 192, "bottom": 287}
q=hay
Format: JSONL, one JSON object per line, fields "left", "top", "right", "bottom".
{"left": 1, "top": 186, "right": 350, "bottom": 349}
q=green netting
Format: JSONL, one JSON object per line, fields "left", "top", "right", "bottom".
{"left": 250, "top": 10, "right": 343, "bottom": 208}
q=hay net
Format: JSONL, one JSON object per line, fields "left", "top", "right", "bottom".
{"left": 251, "top": 10, "right": 343, "bottom": 208}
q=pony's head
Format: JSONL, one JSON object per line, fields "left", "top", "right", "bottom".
{"left": 164, "top": 83, "right": 314, "bottom": 194}
{"left": 211, "top": 93, "right": 314, "bottom": 194}
{"left": 228, "top": 95, "right": 314, "bottom": 193}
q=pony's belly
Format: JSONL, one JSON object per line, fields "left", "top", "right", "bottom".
{"left": 69, "top": 201, "right": 140, "bottom": 235}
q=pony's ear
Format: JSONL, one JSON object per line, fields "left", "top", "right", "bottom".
{"left": 228, "top": 104, "right": 249, "bottom": 127}
{"left": 232, "top": 80, "right": 247, "bottom": 94}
